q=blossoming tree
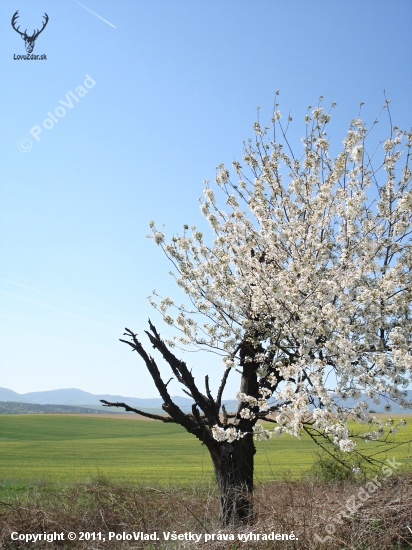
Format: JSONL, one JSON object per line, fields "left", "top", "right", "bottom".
{"left": 102, "top": 96, "right": 412, "bottom": 525}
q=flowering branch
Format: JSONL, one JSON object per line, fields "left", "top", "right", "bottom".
{"left": 147, "top": 96, "right": 411, "bottom": 451}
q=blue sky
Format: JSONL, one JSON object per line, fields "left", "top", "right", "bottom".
{"left": 1, "top": 0, "right": 411, "bottom": 398}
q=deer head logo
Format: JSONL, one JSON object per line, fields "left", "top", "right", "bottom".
{"left": 11, "top": 11, "right": 49, "bottom": 54}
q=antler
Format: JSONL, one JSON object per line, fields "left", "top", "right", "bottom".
{"left": 11, "top": 11, "right": 25, "bottom": 36}
{"left": 32, "top": 13, "right": 49, "bottom": 39}
{"left": 11, "top": 11, "right": 49, "bottom": 40}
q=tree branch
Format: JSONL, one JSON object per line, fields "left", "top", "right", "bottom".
{"left": 120, "top": 328, "right": 203, "bottom": 435}
{"left": 100, "top": 400, "right": 176, "bottom": 422}
{"left": 216, "top": 367, "right": 231, "bottom": 412}
{"left": 205, "top": 375, "right": 215, "bottom": 407}
{"left": 119, "top": 326, "right": 220, "bottom": 448}
{"left": 144, "top": 320, "right": 217, "bottom": 421}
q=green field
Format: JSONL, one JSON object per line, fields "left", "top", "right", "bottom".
{"left": 1, "top": 415, "right": 411, "bottom": 488}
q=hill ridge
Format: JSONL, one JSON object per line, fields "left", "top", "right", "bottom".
{"left": 0, "top": 387, "right": 410, "bottom": 414}
{"left": 0, "top": 387, "right": 238, "bottom": 413}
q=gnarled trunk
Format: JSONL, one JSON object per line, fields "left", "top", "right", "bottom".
{"left": 210, "top": 433, "right": 256, "bottom": 526}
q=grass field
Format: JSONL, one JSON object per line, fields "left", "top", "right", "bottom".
{"left": 1, "top": 414, "right": 411, "bottom": 491}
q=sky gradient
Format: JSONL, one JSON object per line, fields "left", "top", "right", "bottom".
{"left": 1, "top": 0, "right": 411, "bottom": 399}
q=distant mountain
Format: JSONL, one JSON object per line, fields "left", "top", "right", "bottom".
{"left": 0, "top": 387, "right": 190, "bottom": 408}
{"left": 0, "top": 401, "right": 121, "bottom": 415}
{"left": 0, "top": 387, "right": 22, "bottom": 402}
{"left": 1, "top": 386, "right": 409, "bottom": 415}
{"left": 0, "top": 387, "right": 238, "bottom": 413}
{"left": 334, "top": 390, "right": 412, "bottom": 414}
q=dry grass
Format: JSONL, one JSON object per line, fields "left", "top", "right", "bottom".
{"left": 1, "top": 473, "right": 411, "bottom": 549}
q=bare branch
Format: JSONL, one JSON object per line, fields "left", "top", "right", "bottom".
{"left": 144, "top": 320, "right": 217, "bottom": 421}
{"left": 119, "top": 328, "right": 207, "bottom": 437}
{"left": 221, "top": 403, "right": 228, "bottom": 426}
{"left": 100, "top": 400, "right": 176, "bottom": 423}
{"left": 205, "top": 375, "right": 215, "bottom": 406}
{"left": 216, "top": 367, "right": 231, "bottom": 412}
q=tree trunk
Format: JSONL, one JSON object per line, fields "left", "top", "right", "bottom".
{"left": 210, "top": 433, "right": 256, "bottom": 526}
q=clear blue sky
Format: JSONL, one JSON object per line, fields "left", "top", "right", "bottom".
{"left": 1, "top": 0, "right": 411, "bottom": 398}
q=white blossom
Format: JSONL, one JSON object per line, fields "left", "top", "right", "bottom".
{"left": 312, "top": 106, "right": 323, "bottom": 119}
{"left": 384, "top": 139, "right": 395, "bottom": 151}
{"left": 253, "top": 423, "right": 272, "bottom": 440}
{"left": 363, "top": 431, "right": 379, "bottom": 442}
{"left": 351, "top": 145, "right": 363, "bottom": 164}
{"left": 153, "top": 232, "right": 164, "bottom": 245}
{"left": 211, "top": 425, "right": 245, "bottom": 443}
{"left": 240, "top": 408, "right": 255, "bottom": 420}
{"left": 204, "top": 188, "right": 215, "bottom": 202}
{"left": 216, "top": 169, "right": 229, "bottom": 184}
{"left": 339, "top": 439, "right": 356, "bottom": 452}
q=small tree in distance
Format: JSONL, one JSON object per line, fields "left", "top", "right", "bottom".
{"left": 102, "top": 95, "right": 412, "bottom": 526}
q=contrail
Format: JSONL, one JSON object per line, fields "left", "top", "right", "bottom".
{"left": 0, "top": 313, "right": 73, "bottom": 324}
{"left": 0, "top": 290, "right": 121, "bottom": 332}
{"left": 0, "top": 277, "right": 139, "bottom": 329}
{"left": 73, "top": 0, "right": 116, "bottom": 28}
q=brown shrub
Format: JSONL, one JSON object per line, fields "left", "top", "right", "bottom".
{"left": 0, "top": 473, "right": 411, "bottom": 549}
